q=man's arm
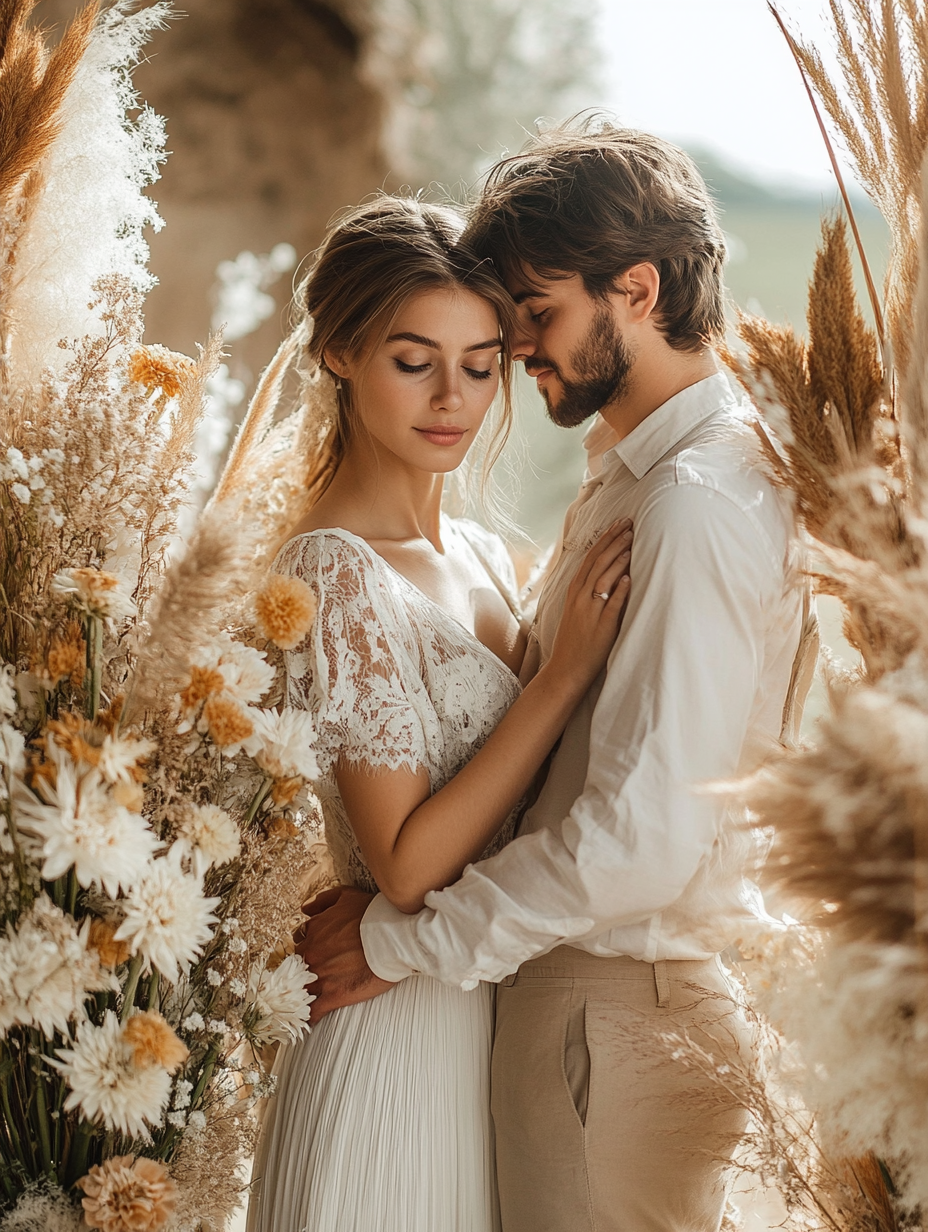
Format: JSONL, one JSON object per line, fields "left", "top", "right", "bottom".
{"left": 360, "top": 481, "right": 787, "bottom": 988}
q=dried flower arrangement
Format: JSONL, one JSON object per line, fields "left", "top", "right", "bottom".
{"left": 706, "top": 1, "right": 928, "bottom": 1227}
{"left": 0, "top": 3, "right": 330, "bottom": 1228}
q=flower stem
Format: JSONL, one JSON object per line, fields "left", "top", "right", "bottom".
{"left": 120, "top": 953, "right": 144, "bottom": 1022}
{"left": 244, "top": 777, "right": 272, "bottom": 828}
{"left": 65, "top": 1120, "right": 94, "bottom": 1188}
{"left": 32, "top": 1045, "right": 54, "bottom": 1178}
{"left": 86, "top": 613, "right": 103, "bottom": 721}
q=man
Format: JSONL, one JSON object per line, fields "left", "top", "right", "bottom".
{"left": 298, "top": 121, "right": 807, "bottom": 1231}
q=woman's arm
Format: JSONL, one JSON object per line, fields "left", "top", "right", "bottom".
{"left": 336, "top": 521, "right": 633, "bottom": 913}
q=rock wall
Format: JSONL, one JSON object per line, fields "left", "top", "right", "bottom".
{"left": 37, "top": 0, "right": 391, "bottom": 371}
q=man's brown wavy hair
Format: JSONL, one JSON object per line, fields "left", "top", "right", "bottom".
{"left": 465, "top": 118, "right": 727, "bottom": 354}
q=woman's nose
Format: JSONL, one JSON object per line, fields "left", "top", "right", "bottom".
{"left": 432, "top": 376, "right": 464, "bottom": 412}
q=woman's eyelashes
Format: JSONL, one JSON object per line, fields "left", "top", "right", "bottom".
{"left": 392, "top": 357, "right": 495, "bottom": 381}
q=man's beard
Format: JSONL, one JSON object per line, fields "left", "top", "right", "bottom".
{"left": 529, "top": 307, "right": 634, "bottom": 428}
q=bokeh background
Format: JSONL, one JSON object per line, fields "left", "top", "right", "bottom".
{"left": 34, "top": 0, "right": 886, "bottom": 547}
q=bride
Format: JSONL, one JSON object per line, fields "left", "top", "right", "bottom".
{"left": 245, "top": 196, "right": 632, "bottom": 1232}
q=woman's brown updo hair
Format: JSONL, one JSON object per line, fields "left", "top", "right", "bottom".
{"left": 297, "top": 196, "right": 517, "bottom": 507}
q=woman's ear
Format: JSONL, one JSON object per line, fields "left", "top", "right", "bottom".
{"left": 323, "top": 348, "right": 351, "bottom": 380}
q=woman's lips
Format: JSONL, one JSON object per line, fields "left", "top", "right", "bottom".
{"left": 414, "top": 426, "right": 466, "bottom": 446}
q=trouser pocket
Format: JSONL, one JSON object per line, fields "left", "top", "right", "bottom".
{"left": 563, "top": 994, "right": 590, "bottom": 1127}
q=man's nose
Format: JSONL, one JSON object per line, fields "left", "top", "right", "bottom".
{"left": 511, "top": 320, "right": 537, "bottom": 363}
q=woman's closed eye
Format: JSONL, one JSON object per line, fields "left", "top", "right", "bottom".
{"left": 464, "top": 366, "right": 494, "bottom": 381}
{"left": 394, "top": 358, "right": 430, "bottom": 374}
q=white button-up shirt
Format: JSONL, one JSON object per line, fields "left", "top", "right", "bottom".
{"left": 361, "top": 373, "right": 803, "bottom": 987}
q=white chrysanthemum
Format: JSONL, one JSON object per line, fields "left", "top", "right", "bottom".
{"left": 0, "top": 664, "right": 16, "bottom": 717}
{"left": 0, "top": 722, "right": 25, "bottom": 821}
{"left": 15, "top": 756, "right": 159, "bottom": 897}
{"left": 52, "top": 567, "right": 137, "bottom": 622}
{"left": 245, "top": 954, "right": 316, "bottom": 1045}
{"left": 51, "top": 1011, "right": 170, "bottom": 1139}
{"left": 244, "top": 708, "right": 319, "bottom": 781}
{"left": 194, "top": 632, "right": 274, "bottom": 706}
{"left": 97, "top": 732, "right": 156, "bottom": 785}
{"left": 0, "top": 895, "right": 116, "bottom": 1037}
{"left": 114, "top": 844, "right": 220, "bottom": 982}
{"left": 175, "top": 803, "right": 241, "bottom": 873}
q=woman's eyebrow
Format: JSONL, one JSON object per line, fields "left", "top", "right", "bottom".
{"left": 387, "top": 331, "right": 439, "bottom": 347}
{"left": 386, "top": 332, "right": 501, "bottom": 353}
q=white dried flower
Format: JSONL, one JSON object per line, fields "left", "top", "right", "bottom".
{"left": 207, "top": 1019, "right": 226, "bottom": 1035}
{"left": 181, "top": 1012, "right": 204, "bottom": 1033}
{"left": 15, "top": 753, "right": 159, "bottom": 897}
{"left": 0, "top": 665, "right": 16, "bottom": 717}
{"left": 0, "top": 895, "right": 116, "bottom": 1037}
{"left": 175, "top": 802, "right": 240, "bottom": 873}
{"left": 115, "top": 845, "right": 220, "bottom": 983}
{"left": 229, "top": 977, "right": 245, "bottom": 997}
{"left": 166, "top": 1110, "right": 186, "bottom": 1128}
{"left": 52, "top": 567, "right": 137, "bottom": 622}
{"left": 187, "top": 1110, "right": 206, "bottom": 1132}
{"left": 245, "top": 954, "right": 316, "bottom": 1045}
{"left": 96, "top": 733, "right": 156, "bottom": 786}
{"left": 11, "top": 483, "right": 31, "bottom": 504}
{"left": 51, "top": 1011, "right": 171, "bottom": 1139}
{"left": 193, "top": 632, "right": 274, "bottom": 706}
{"left": 206, "top": 968, "right": 222, "bottom": 987}
{"left": 227, "top": 937, "right": 247, "bottom": 954}
{"left": 172, "top": 1078, "right": 193, "bottom": 1110}
{"left": 244, "top": 708, "right": 319, "bottom": 781}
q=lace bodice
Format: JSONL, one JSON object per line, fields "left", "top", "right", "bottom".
{"left": 274, "top": 519, "right": 524, "bottom": 894}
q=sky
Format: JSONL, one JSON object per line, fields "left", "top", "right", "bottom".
{"left": 593, "top": 0, "right": 853, "bottom": 190}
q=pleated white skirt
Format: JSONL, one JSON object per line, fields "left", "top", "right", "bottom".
{"left": 246, "top": 975, "right": 501, "bottom": 1232}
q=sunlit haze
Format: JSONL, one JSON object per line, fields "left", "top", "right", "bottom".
{"left": 593, "top": 0, "right": 853, "bottom": 190}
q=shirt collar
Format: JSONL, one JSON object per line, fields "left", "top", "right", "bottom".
{"left": 582, "top": 372, "right": 738, "bottom": 481}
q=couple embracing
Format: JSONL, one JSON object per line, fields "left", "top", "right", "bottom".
{"left": 245, "top": 119, "right": 806, "bottom": 1232}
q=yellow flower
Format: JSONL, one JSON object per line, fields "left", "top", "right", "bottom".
{"left": 128, "top": 344, "right": 196, "bottom": 399}
{"left": 202, "top": 694, "right": 254, "bottom": 749}
{"left": 39, "top": 622, "right": 86, "bottom": 687}
{"left": 88, "top": 918, "right": 132, "bottom": 968}
{"left": 255, "top": 573, "right": 317, "bottom": 650}
{"left": 123, "top": 1010, "right": 189, "bottom": 1073}
{"left": 178, "top": 664, "right": 225, "bottom": 715}
{"left": 79, "top": 1155, "right": 177, "bottom": 1232}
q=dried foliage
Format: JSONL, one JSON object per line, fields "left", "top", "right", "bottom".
{"left": 0, "top": 0, "right": 98, "bottom": 204}
{"left": 0, "top": 4, "right": 324, "bottom": 1228}
{"left": 722, "top": 2, "right": 928, "bottom": 1223}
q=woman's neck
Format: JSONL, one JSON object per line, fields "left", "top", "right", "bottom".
{"left": 301, "top": 437, "right": 447, "bottom": 550}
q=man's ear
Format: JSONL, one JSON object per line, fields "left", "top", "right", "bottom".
{"left": 323, "top": 348, "right": 351, "bottom": 380}
{"left": 614, "top": 262, "right": 660, "bottom": 325}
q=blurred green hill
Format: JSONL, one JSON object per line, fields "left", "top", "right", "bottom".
{"left": 507, "top": 150, "right": 890, "bottom": 547}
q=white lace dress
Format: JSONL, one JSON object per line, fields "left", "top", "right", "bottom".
{"left": 246, "top": 518, "right": 522, "bottom": 1232}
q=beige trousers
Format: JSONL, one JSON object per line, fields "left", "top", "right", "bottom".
{"left": 491, "top": 946, "right": 751, "bottom": 1232}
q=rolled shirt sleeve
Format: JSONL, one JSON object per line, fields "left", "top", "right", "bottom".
{"left": 362, "top": 480, "right": 786, "bottom": 988}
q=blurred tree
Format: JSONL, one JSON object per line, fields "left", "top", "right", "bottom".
{"left": 362, "top": 0, "right": 603, "bottom": 190}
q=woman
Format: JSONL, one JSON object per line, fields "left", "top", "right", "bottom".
{"left": 246, "top": 197, "right": 632, "bottom": 1232}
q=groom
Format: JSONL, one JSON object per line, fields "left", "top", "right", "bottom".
{"left": 298, "top": 121, "right": 807, "bottom": 1231}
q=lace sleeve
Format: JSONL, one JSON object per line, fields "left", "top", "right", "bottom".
{"left": 273, "top": 533, "right": 436, "bottom": 781}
